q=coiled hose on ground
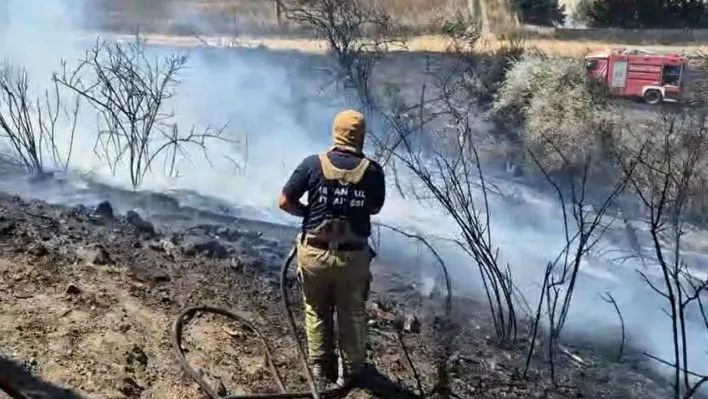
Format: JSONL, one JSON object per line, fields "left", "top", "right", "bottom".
{"left": 171, "top": 246, "right": 343, "bottom": 399}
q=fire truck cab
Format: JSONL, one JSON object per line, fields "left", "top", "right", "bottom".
{"left": 585, "top": 49, "right": 686, "bottom": 104}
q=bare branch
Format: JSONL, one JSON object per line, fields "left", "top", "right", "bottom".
{"left": 0, "top": 62, "right": 79, "bottom": 174}
{"left": 374, "top": 221, "right": 451, "bottom": 316}
{"left": 620, "top": 107, "right": 708, "bottom": 398}
{"left": 53, "top": 34, "right": 237, "bottom": 190}
{"left": 600, "top": 292, "right": 626, "bottom": 361}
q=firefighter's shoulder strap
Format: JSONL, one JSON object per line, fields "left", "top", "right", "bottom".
{"left": 318, "top": 152, "right": 370, "bottom": 184}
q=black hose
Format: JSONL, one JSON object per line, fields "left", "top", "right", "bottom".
{"left": 171, "top": 246, "right": 343, "bottom": 399}
{"left": 0, "top": 380, "right": 30, "bottom": 399}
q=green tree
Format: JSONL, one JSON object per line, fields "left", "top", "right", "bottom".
{"left": 511, "top": 0, "right": 566, "bottom": 26}
{"left": 576, "top": 0, "right": 708, "bottom": 28}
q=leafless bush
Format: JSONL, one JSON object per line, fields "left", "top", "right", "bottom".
{"left": 362, "top": 97, "right": 515, "bottom": 395}
{"left": 54, "top": 35, "right": 232, "bottom": 190}
{"left": 521, "top": 121, "right": 640, "bottom": 382}
{"left": 282, "top": 0, "right": 406, "bottom": 104}
{"left": 0, "top": 63, "right": 80, "bottom": 173}
{"left": 282, "top": 0, "right": 409, "bottom": 155}
{"left": 377, "top": 18, "right": 525, "bottom": 339}
{"left": 367, "top": 13, "right": 529, "bottom": 167}
{"left": 371, "top": 16, "right": 525, "bottom": 348}
{"left": 616, "top": 108, "right": 708, "bottom": 399}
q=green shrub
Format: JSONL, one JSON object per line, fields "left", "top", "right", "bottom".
{"left": 492, "top": 55, "right": 619, "bottom": 173}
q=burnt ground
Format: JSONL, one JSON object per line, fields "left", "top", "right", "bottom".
{"left": 0, "top": 190, "right": 677, "bottom": 399}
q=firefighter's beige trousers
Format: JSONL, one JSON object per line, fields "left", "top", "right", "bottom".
{"left": 296, "top": 235, "right": 371, "bottom": 374}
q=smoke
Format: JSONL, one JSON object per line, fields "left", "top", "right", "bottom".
{"left": 1, "top": 0, "right": 707, "bottom": 391}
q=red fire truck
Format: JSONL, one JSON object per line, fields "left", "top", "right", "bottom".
{"left": 585, "top": 49, "right": 687, "bottom": 104}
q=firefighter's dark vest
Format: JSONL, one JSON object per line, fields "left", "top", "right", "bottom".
{"left": 303, "top": 152, "right": 370, "bottom": 251}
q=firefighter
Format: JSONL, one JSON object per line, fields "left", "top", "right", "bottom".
{"left": 278, "top": 109, "right": 386, "bottom": 388}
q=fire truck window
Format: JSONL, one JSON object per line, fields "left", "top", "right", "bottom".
{"left": 662, "top": 65, "right": 681, "bottom": 86}
{"left": 586, "top": 60, "right": 598, "bottom": 70}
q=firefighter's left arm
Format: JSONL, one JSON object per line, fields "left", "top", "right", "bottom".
{"left": 279, "top": 156, "right": 313, "bottom": 217}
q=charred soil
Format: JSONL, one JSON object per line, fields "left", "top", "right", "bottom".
{"left": 0, "top": 191, "right": 674, "bottom": 398}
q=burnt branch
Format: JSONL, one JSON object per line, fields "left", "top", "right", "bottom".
{"left": 600, "top": 292, "right": 626, "bottom": 361}
{"left": 53, "top": 34, "right": 235, "bottom": 190}
{"left": 374, "top": 221, "right": 452, "bottom": 315}
{"left": 0, "top": 63, "right": 80, "bottom": 174}
{"left": 617, "top": 107, "right": 708, "bottom": 399}
{"left": 372, "top": 221, "right": 453, "bottom": 396}
{"left": 282, "top": 0, "right": 407, "bottom": 154}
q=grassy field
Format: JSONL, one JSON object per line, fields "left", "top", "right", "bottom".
{"left": 123, "top": 32, "right": 707, "bottom": 59}
{"left": 94, "top": 0, "right": 472, "bottom": 34}
{"left": 96, "top": 0, "right": 708, "bottom": 58}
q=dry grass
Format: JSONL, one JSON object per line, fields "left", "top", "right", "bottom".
{"left": 95, "top": 0, "right": 473, "bottom": 34}
{"left": 100, "top": 0, "right": 708, "bottom": 41}
{"left": 516, "top": 24, "right": 708, "bottom": 44}
{"left": 125, "top": 32, "right": 708, "bottom": 58}
{"left": 513, "top": 39, "right": 707, "bottom": 58}
{"left": 191, "top": 0, "right": 471, "bottom": 29}
{"left": 94, "top": 0, "right": 708, "bottom": 56}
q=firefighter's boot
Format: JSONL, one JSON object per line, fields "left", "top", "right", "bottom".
{"left": 336, "top": 356, "right": 374, "bottom": 389}
{"left": 310, "top": 358, "right": 337, "bottom": 391}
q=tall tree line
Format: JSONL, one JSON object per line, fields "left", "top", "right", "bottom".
{"left": 511, "top": 0, "right": 566, "bottom": 26}
{"left": 575, "top": 0, "right": 708, "bottom": 28}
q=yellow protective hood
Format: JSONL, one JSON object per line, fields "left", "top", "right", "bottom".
{"left": 331, "top": 109, "right": 366, "bottom": 153}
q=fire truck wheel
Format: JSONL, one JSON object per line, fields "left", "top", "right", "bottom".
{"left": 643, "top": 89, "right": 662, "bottom": 105}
